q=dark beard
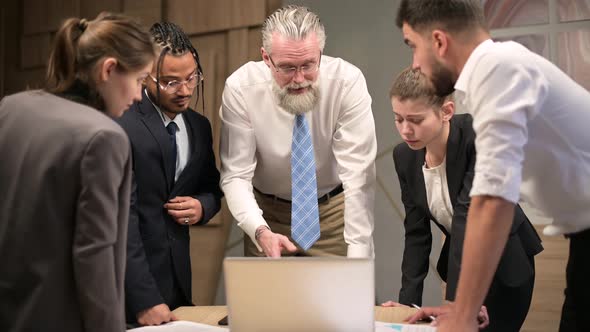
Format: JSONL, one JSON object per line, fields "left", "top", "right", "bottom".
{"left": 431, "top": 61, "right": 456, "bottom": 97}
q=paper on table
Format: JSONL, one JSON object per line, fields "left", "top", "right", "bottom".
{"left": 375, "top": 321, "right": 437, "bottom": 332}
{"left": 127, "top": 321, "right": 229, "bottom": 332}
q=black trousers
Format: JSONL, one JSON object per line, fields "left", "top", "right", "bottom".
{"left": 559, "top": 228, "right": 590, "bottom": 332}
{"left": 481, "top": 255, "right": 535, "bottom": 332}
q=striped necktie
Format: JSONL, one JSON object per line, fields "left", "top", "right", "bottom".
{"left": 291, "top": 114, "right": 320, "bottom": 250}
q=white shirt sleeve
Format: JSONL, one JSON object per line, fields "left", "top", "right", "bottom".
{"left": 332, "top": 70, "right": 377, "bottom": 257}
{"left": 468, "top": 54, "right": 548, "bottom": 203}
{"left": 219, "top": 83, "right": 267, "bottom": 251}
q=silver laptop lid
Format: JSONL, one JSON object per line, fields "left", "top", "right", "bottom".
{"left": 224, "top": 257, "right": 375, "bottom": 332}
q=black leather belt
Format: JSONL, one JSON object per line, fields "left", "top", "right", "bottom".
{"left": 254, "top": 184, "right": 344, "bottom": 204}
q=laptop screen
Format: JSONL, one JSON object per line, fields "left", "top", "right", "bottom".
{"left": 224, "top": 257, "right": 375, "bottom": 332}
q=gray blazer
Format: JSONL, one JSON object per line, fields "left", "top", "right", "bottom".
{"left": 0, "top": 90, "right": 131, "bottom": 332}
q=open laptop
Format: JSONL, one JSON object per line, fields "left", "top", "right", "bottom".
{"left": 223, "top": 257, "right": 375, "bottom": 332}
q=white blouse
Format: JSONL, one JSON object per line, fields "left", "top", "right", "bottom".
{"left": 423, "top": 159, "right": 454, "bottom": 233}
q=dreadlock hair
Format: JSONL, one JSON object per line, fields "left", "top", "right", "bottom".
{"left": 149, "top": 22, "right": 205, "bottom": 113}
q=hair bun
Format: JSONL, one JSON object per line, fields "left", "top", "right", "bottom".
{"left": 78, "top": 18, "right": 88, "bottom": 32}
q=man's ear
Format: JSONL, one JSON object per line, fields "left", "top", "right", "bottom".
{"left": 431, "top": 30, "right": 449, "bottom": 58}
{"left": 98, "top": 57, "right": 118, "bottom": 82}
{"left": 441, "top": 100, "right": 455, "bottom": 121}
{"left": 261, "top": 47, "right": 271, "bottom": 67}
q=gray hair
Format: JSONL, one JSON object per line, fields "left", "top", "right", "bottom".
{"left": 262, "top": 5, "right": 326, "bottom": 54}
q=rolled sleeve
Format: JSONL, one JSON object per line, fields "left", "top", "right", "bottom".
{"left": 471, "top": 159, "right": 521, "bottom": 204}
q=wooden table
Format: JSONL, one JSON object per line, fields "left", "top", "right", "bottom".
{"left": 173, "top": 305, "right": 419, "bottom": 327}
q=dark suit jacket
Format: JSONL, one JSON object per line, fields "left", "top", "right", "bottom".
{"left": 118, "top": 91, "right": 222, "bottom": 321}
{"left": 393, "top": 113, "right": 543, "bottom": 305}
{"left": 0, "top": 90, "right": 130, "bottom": 332}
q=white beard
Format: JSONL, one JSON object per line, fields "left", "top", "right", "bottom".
{"left": 272, "top": 79, "right": 320, "bottom": 115}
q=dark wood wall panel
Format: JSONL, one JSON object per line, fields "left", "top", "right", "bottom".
{"left": 166, "top": 0, "right": 266, "bottom": 35}
{"left": 248, "top": 27, "right": 263, "bottom": 61}
{"left": 190, "top": 32, "right": 228, "bottom": 165}
{"left": 1, "top": 0, "right": 280, "bottom": 306}
{"left": 167, "top": 0, "right": 233, "bottom": 34}
{"left": 80, "top": 0, "right": 122, "bottom": 19}
{"left": 23, "top": 0, "right": 79, "bottom": 35}
{"left": 228, "top": 29, "right": 250, "bottom": 74}
{"left": 20, "top": 33, "right": 52, "bottom": 69}
{"left": 266, "top": 0, "right": 282, "bottom": 15}
{"left": 230, "top": 0, "right": 267, "bottom": 28}
{"left": 0, "top": 5, "right": 5, "bottom": 96}
{"left": 4, "top": 1, "right": 25, "bottom": 95}
{"left": 122, "top": 0, "right": 162, "bottom": 26}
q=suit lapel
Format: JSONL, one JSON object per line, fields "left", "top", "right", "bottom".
{"left": 414, "top": 148, "right": 429, "bottom": 212}
{"left": 445, "top": 118, "right": 462, "bottom": 207}
{"left": 138, "top": 91, "right": 175, "bottom": 191}
{"left": 416, "top": 147, "right": 450, "bottom": 235}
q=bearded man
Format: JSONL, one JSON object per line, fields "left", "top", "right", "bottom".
{"left": 219, "top": 5, "right": 377, "bottom": 258}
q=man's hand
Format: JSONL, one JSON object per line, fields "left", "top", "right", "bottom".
{"left": 256, "top": 227, "right": 297, "bottom": 257}
{"left": 137, "top": 303, "right": 177, "bottom": 326}
{"left": 477, "top": 305, "right": 489, "bottom": 328}
{"left": 164, "top": 196, "right": 203, "bottom": 225}
{"left": 380, "top": 300, "right": 408, "bottom": 308}
{"left": 405, "top": 303, "right": 489, "bottom": 330}
{"left": 405, "top": 303, "right": 452, "bottom": 325}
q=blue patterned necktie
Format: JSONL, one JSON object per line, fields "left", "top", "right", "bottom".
{"left": 166, "top": 121, "right": 178, "bottom": 183}
{"left": 291, "top": 114, "right": 320, "bottom": 250}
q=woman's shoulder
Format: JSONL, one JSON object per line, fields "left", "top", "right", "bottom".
{"left": 451, "top": 113, "right": 473, "bottom": 128}
{"left": 451, "top": 113, "right": 476, "bottom": 142}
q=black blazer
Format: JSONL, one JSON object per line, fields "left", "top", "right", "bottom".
{"left": 393, "top": 114, "right": 543, "bottom": 305}
{"left": 118, "top": 91, "right": 222, "bottom": 320}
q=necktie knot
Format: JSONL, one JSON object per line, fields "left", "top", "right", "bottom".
{"left": 166, "top": 121, "right": 178, "bottom": 136}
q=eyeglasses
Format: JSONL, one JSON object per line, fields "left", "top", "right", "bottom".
{"left": 268, "top": 53, "right": 321, "bottom": 77}
{"left": 148, "top": 72, "right": 203, "bottom": 94}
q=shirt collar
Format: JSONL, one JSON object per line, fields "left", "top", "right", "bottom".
{"left": 454, "top": 39, "right": 494, "bottom": 105}
{"left": 144, "top": 88, "right": 186, "bottom": 129}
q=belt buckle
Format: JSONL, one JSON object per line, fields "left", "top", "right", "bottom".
{"left": 319, "top": 192, "right": 330, "bottom": 205}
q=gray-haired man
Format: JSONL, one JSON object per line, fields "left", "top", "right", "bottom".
{"left": 220, "top": 5, "right": 377, "bottom": 258}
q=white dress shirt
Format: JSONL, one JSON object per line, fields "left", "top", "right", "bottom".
{"left": 456, "top": 39, "right": 590, "bottom": 235}
{"left": 219, "top": 55, "right": 377, "bottom": 257}
{"left": 423, "top": 160, "right": 454, "bottom": 233}
{"left": 146, "top": 90, "right": 190, "bottom": 180}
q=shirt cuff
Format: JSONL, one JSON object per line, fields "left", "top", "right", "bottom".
{"left": 470, "top": 160, "right": 521, "bottom": 204}
{"left": 238, "top": 216, "right": 269, "bottom": 253}
{"left": 347, "top": 243, "right": 373, "bottom": 258}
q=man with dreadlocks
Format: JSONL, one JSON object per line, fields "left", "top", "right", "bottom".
{"left": 118, "top": 22, "right": 222, "bottom": 326}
